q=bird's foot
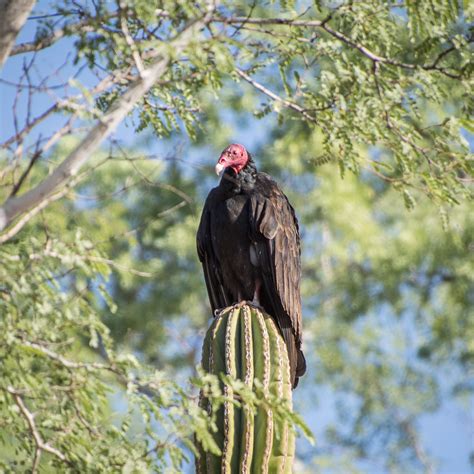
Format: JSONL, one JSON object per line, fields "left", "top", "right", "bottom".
{"left": 214, "top": 302, "right": 247, "bottom": 316}
{"left": 233, "top": 300, "right": 265, "bottom": 311}
{"left": 247, "top": 299, "right": 264, "bottom": 311}
{"left": 214, "top": 300, "right": 264, "bottom": 316}
{"left": 232, "top": 300, "right": 249, "bottom": 309}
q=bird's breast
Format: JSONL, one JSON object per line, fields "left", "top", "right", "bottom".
{"left": 211, "top": 195, "right": 251, "bottom": 259}
{"left": 223, "top": 195, "right": 248, "bottom": 224}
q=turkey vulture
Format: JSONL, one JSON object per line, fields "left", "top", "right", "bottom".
{"left": 196, "top": 144, "right": 306, "bottom": 388}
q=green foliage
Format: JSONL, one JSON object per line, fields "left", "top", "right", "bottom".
{"left": 0, "top": 234, "right": 221, "bottom": 472}
{"left": 23, "top": 0, "right": 472, "bottom": 207}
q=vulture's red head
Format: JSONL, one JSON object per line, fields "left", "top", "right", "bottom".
{"left": 215, "top": 144, "right": 249, "bottom": 176}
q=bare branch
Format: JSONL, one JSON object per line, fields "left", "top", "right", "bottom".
{"left": 10, "top": 19, "right": 96, "bottom": 56}
{"left": 0, "top": 0, "right": 36, "bottom": 68}
{"left": 9, "top": 10, "right": 171, "bottom": 57}
{"left": 9, "top": 139, "right": 43, "bottom": 197}
{"left": 1, "top": 104, "right": 58, "bottom": 149}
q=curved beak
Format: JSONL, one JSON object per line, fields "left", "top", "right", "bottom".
{"left": 215, "top": 162, "right": 226, "bottom": 176}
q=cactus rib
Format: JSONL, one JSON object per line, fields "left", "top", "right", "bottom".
{"left": 196, "top": 304, "right": 295, "bottom": 474}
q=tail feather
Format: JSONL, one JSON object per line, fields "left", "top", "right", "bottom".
{"left": 296, "top": 348, "right": 306, "bottom": 377}
{"left": 281, "top": 327, "right": 306, "bottom": 389}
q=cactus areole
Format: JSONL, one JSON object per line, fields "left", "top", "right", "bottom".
{"left": 196, "top": 144, "right": 306, "bottom": 388}
{"left": 196, "top": 305, "right": 295, "bottom": 474}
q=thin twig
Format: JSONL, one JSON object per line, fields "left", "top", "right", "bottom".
{"left": 1, "top": 104, "right": 58, "bottom": 149}
{"left": 5, "top": 386, "right": 66, "bottom": 472}
{"left": 19, "top": 340, "right": 113, "bottom": 370}
{"left": 218, "top": 16, "right": 465, "bottom": 79}
{"left": 9, "top": 139, "right": 43, "bottom": 197}
{"left": 34, "top": 250, "right": 155, "bottom": 277}
{"left": 11, "top": 19, "right": 103, "bottom": 56}
{"left": 236, "top": 68, "right": 317, "bottom": 123}
{"left": 119, "top": 3, "right": 146, "bottom": 77}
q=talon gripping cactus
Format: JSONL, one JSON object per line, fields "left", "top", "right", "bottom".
{"left": 196, "top": 304, "right": 295, "bottom": 474}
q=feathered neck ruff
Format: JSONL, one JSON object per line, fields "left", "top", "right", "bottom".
{"left": 219, "top": 153, "right": 257, "bottom": 194}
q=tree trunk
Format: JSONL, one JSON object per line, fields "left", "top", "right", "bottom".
{"left": 0, "top": 0, "right": 36, "bottom": 69}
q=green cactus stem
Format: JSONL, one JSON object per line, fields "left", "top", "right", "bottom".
{"left": 196, "top": 304, "right": 295, "bottom": 474}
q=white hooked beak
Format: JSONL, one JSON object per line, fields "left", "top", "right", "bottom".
{"left": 215, "top": 162, "right": 226, "bottom": 176}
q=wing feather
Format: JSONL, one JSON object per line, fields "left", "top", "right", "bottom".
{"left": 196, "top": 191, "right": 232, "bottom": 312}
{"left": 249, "top": 174, "right": 305, "bottom": 386}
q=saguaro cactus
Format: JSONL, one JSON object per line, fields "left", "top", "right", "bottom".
{"left": 196, "top": 304, "right": 295, "bottom": 474}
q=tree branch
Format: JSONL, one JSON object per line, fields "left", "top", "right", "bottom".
{"left": 10, "top": 19, "right": 96, "bottom": 56}
{"left": 27, "top": 249, "right": 155, "bottom": 277}
{"left": 0, "top": 12, "right": 214, "bottom": 238}
{"left": 19, "top": 340, "right": 113, "bottom": 371}
{"left": 16, "top": 337, "right": 158, "bottom": 397}
{"left": 9, "top": 10, "right": 172, "bottom": 57}
{"left": 236, "top": 68, "right": 317, "bottom": 123}
{"left": 119, "top": 4, "right": 146, "bottom": 78}
{"left": 5, "top": 386, "right": 66, "bottom": 472}
{"left": 0, "top": 185, "right": 70, "bottom": 244}
{"left": 219, "top": 16, "right": 465, "bottom": 78}
{"left": 9, "top": 140, "right": 43, "bottom": 197}
{"left": 1, "top": 104, "right": 58, "bottom": 150}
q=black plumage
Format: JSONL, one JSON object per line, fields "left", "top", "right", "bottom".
{"left": 197, "top": 144, "right": 306, "bottom": 388}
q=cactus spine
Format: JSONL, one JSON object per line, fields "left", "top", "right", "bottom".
{"left": 197, "top": 304, "right": 295, "bottom": 474}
